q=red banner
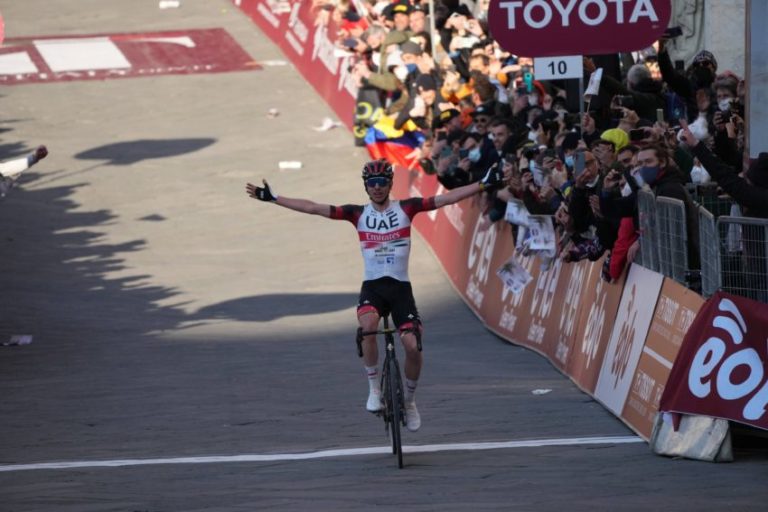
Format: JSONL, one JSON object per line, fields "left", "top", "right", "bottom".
{"left": 660, "top": 291, "right": 768, "bottom": 431}
{"left": 487, "top": 0, "right": 671, "bottom": 57}
{"left": 234, "top": 0, "right": 357, "bottom": 130}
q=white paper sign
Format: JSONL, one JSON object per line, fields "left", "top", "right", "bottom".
{"left": 504, "top": 199, "right": 530, "bottom": 226}
{"left": 527, "top": 215, "right": 556, "bottom": 251}
{"left": 584, "top": 68, "right": 603, "bottom": 97}
{"left": 497, "top": 257, "right": 534, "bottom": 295}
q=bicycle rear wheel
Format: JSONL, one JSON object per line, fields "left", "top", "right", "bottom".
{"left": 387, "top": 356, "right": 403, "bottom": 469}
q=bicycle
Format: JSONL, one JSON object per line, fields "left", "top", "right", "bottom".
{"left": 355, "top": 313, "right": 421, "bottom": 469}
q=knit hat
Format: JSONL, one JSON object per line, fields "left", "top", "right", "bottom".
{"left": 601, "top": 128, "right": 630, "bottom": 153}
{"left": 693, "top": 50, "right": 718, "bottom": 71}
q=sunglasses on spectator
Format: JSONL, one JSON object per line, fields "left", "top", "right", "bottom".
{"left": 366, "top": 177, "right": 391, "bottom": 188}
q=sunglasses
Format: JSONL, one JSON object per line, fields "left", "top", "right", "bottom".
{"left": 365, "top": 177, "right": 391, "bottom": 188}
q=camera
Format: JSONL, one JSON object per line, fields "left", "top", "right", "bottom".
{"left": 629, "top": 128, "right": 647, "bottom": 142}
{"left": 458, "top": 148, "right": 469, "bottom": 159}
{"left": 614, "top": 95, "right": 634, "bottom": 108}
{"left": 522, "top": 146, "right": 540, "bottom": 160}
{"left": 720, "top": 109, "right": 732, "bottom": 123}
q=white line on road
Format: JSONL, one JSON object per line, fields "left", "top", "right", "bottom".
{"left": 0, "top": 436, "right": 642, "bottom": 473}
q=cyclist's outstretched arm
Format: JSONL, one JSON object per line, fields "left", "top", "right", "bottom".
{"left": 433, "top": 164, "right": 504, "bottom": 208}
{"left": 246, "top": 180, "right": 331, "bottom": 217}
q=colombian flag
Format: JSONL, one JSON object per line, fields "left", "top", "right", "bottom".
{"left": 364, "top": 115, "right": 425, "bottom": 170}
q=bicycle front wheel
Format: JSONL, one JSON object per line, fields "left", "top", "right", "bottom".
{"left": 387, "top": 356, "right": 403, "bottom": 469}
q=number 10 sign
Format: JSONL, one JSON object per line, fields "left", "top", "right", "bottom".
{"left": 533, "top": 55, "right": 582, "bottom": 80}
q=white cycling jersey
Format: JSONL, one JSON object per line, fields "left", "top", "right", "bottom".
{"left": 331, "top": 197, "right": 437, "bottom": 282}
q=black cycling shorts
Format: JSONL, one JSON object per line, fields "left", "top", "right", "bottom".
{"left": 357, "top": 277, "right": 420, "bottom": 331}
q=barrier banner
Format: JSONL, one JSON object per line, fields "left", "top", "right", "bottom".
{"left": 566, "top": 257, "right": 625, "bottom": 393}
{"left": 490, "top": 251, "right": 542, "bottom": 347}
{"left": 660, "top": 291, "right": 768, "bottom": 431}
{"left": 622, "top": 279, "right": 705, "bottom": 439}
{"left": 234, "top": 0, "right": 357, "bottom": 129}
{"left": 594, "top": 264, "right": 664, "bottom": 415}
{"left": 518, "top": 258, "right": 568, "bottom": 358}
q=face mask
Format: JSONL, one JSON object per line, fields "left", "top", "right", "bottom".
{"left": 638, "top": 165, "right": 661, "bottom": 186}
{"left": 528, "top": 130, "right": 538, "bottom": 142}
{"left": 393, "top": 65, "right": 408, "bottom": 82}
{"left": 718, "top": 98, "right": 733, "bottom": 111}
{"left": 621, "top": 182, "right": 633, "bottom": 197}
{"left": 565, "top": 155, "right": 574, "bottom": 167}
{"left": 406, "top": 63, "right": 418, "bottom": 74}
{"left": 468, "top": 147, "right": 481, "bottom": 163}
{"left": 528, "top": 94, "right": 539, "bottom": 106}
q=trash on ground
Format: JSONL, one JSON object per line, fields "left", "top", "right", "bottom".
{"left": 532, "top": 388, "right": 552, "bottom": 395}
{"left": 260, "top": 60, "right": 289, "bottom": 67}
{"left": 159, "top": 0, "right": 181, "bottom": 8}
{"left": 278, "top": 161, "right": 302, "bottom": 170}
{"left": 313, "top": 117, "right": 343, "bottom": 132}
{"left": 267, "top": 108, "right": 279, "bottom": 119}
{"left": 2, "top": 335, "right": 33, "bottom": 347}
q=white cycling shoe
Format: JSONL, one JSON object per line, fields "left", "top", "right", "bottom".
{"left": 405, "top": 400, "right": 421, "bottom": 432}
{"left": 366, "top": 389, "right": 382, "bottom": 412}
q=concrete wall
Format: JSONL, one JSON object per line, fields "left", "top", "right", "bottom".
{"left": 747, "top": 0, "right": 768, "bottom": 157}
{"left": 703, "top": 0, "right": 746, "bottom": 77}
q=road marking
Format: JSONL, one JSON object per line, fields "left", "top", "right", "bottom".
{"left": 0, "top": 436, "right": 642, "bottom": 472}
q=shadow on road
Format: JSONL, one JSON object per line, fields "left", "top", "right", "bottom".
{"left": 75, "top": 138, "right": 216, "bottom": 165}
{"left": 194, "top": 293, "right": 358, "bottom": 322}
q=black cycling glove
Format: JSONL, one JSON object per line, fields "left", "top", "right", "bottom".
{"left": 254, "top": 180, "right": 277, "bottom": 202}
{"left": 479, "top": 164, "right": 504, "bottom": 191}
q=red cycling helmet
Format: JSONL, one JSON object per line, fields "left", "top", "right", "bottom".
{"left": 361, "top": 159, "right": 394, "bottom": 181}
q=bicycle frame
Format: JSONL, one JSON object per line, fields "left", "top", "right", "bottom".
{"left": 355, "top": 314, "right": 407, "bottom": 468}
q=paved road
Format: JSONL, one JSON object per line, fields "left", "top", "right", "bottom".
{"left": 1, "top": 1, "right": 766, "bottom": 511}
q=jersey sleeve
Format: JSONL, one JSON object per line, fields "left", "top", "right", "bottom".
{"left": 399, "top": 197, "right": 438, "bottom": 219}
{"left": 329, "top": 204, "right": 363, "bottom": 224}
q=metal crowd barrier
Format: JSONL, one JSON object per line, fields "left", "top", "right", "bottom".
{"left": 655, "top": 196, "right": 689, "bottom": 285}
{"left": 715, "top": 216, "right": 768, "bottom": 303}
{"left": 698, "top": 207, "right": 721, "bottom": 298}
{"left": 637, "top": 190, "right": 660, "bottom": 273}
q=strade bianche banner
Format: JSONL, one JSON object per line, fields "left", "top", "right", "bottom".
{"left": 234, "top": 0, "right": 357, "bottom": 129}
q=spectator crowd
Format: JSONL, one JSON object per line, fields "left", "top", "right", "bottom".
{"left": 316, "top": 0, "right": 766, "bottom": 300}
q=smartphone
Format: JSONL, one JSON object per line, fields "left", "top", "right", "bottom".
{"left": 458, "top": 148, "right": 469, "bottom": 159}
{"left": 436, "top": 131, "right": 448, "bottom": 141}
{"left": 523, "top": 71, "right": 534, "bottom": 93}
{"left": 573, "top": 152, "right": 586, "bottom": 177}
{"left": 656, "top": 108, "right": 664, "bottom": 124}
{"left": 629, "top": 128, "right": 646, "bottom": 141}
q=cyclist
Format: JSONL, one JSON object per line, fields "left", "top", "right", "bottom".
{"left": 246, "top": 159, "right": 503, "bottom": 431}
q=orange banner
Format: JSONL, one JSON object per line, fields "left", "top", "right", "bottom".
{"left": 622, "top": 279, "right": 705, "bottom": 439}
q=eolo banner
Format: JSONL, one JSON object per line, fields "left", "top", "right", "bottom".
{"left": 487, "top": 0, "right": 672, "bottom": 57}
